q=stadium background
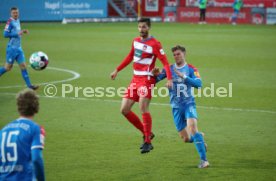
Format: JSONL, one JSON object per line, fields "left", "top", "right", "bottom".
{"left": 0, "top": 0, "right": 276, "bottom": 24}
{"left": 0, "top": 0, "right": 276, "bottom": 180}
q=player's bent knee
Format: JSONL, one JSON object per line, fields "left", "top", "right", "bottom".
{"left": 188, "top": 126, "right": 197, "bottom": 135}
{"left": 5, "top": 67, "right": 12, "bottom": 71}
{"left": 19, "top": 63, "right": 27, "bottom": 69}
{"left": 120, "top": 108, "right": 130, "bottom": 116}
{"left": 187, "top": 119, "right": 198, "bottom": 134}
{"left": 5, "top": 65, "right": 12, "bottom": 71}
{"left": 139, "top": 104, "right": 149, "bottom": 114}
{"left": 139, "top": 98, "right": 150, "bottom": 114}
{"left": 140, "top": 109, "right": 149, "bottom": 114}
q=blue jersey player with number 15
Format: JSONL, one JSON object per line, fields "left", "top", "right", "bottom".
{"left": 0, "top": 7, "right": 38, "bottom": 90}
{"left": 152, "top": 45, "right": 209, "bottom": 168}
{"left": 0, "top": 89, "right": 45, "bottom": 180}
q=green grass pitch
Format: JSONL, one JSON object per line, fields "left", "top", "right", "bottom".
{"left": 0, "top": 22, "right": 276, "bottom": 180}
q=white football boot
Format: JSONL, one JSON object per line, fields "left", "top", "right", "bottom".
{"left": 198, "top": 160, "right": 210, "bottom": 168}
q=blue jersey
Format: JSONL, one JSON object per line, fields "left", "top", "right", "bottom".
{"left": 0, "top": 118, "right": 45, "bottom": 181}
{"left": 156, "top": 63, "right": 202, "bottom": 108}
{"left": 4, "top": 18, "right": 22, "bottom": 49}
{"left": 233, "top": 0, "right": 243, "bottom": 11}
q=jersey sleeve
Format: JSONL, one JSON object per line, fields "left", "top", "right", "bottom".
{"left": 184, "top": 65, "right": 202, "bottom": 88}
{"left": 32, "top": 149, "right": 45, "bottom": 181}
{"left": 154, "top": 41, "right": 172, "bottom": 80}
{"left": 31, "top": 125, "right": 45, "bottom": 150}
{"left": 116, "top": 41, "right": 135, "bottom": 72}
{"left": 3, "top": 19, "right": 19, "bottom": 38}
{"left": 155, "top": 68, "right": 167, "bottom": 83}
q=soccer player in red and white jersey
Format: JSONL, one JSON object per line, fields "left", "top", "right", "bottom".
{"left": 110, "top": 18, "right": 172, "bottom": 154}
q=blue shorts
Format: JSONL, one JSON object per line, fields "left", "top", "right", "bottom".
{"left": 234, "top": 9, "right": 240, "bottom": 14}
{"left": 6, "top": 47, "right": 25, "bottom": 65}
{"left": 172, "top": 104, "right": 198, "bottom": 132}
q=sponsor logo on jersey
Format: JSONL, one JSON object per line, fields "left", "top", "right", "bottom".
{"left": 194, "top": 71, "right": 200, "bottom": 78}
{"left": 134, "top": 49, "right": 143, "bottom": 58}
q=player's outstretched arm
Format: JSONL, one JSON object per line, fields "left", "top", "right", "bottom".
{"left": 110, "top": 69, "right": 118, "bottom": 80}
{"left": 155, "top": 42, "right": 172, "bottom": 88}
{"left": 116, "top": 48, "right": 134, "bottom": 71}
{"left": 19, "top": 29, "right": 29, "bottom": 36}
{"left": 110, "top": 41, "right": 134, "bottom": 80}
{"left": 152, "top": 68, "right": 167, "bottom": 83}
{"left": 151, "top": 67, "right": 160, "bottom": 76}
{"left": 3, "top": 29, "right": 19, "bottom": 38}
{"left": 31, "top": 149, "right": 45, "bottom": 181}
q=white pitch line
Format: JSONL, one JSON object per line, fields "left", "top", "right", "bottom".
{"left": 0, "top": 67, "right": 80, "bottom": 89}
{"left": 0, "top": 92, "right": 275, "bottom": 115}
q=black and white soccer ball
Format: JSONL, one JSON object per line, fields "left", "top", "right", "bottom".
{"left": 29, "top": 51, "right": 49, "bottom": 70}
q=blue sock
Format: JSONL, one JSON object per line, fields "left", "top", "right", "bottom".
{"left": 191, "top": 132, "right": 207, "bottom": 161}
{"left": 21, "top": 69, "right": 32, "bottom": 87}
{"left": 0, "top": 67, "right": 7, "bottom": 76}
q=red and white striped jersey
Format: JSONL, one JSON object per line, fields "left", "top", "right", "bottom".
{"left": 116, "top": 36, "right": 172, "bottom": 80}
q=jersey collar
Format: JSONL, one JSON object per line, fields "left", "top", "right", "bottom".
{"left": 17, "top": 116, "right": 34, "bottom": 122}
{"left": 175, "top": 62, "right": 187, "bottom": 69}
{"left": 140, "top": 36, "right": 153, "bottom": 42}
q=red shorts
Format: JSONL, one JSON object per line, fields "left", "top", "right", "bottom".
{"left": 124, "top": 76, "right": 156, "bottom": 102}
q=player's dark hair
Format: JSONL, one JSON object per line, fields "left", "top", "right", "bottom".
{"left": 17, "top": 89, "right": 39, "bottom": 117}
{"left": 10, "top": 7, "right": 18, "bottom": 11}
{"left": 171, "top": 45, "right": 186, "bottom": 53}
{"left": 138, "top": 18, "right": 151, "bottom": 27}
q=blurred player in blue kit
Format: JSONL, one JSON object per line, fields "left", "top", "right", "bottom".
{"left": 0, "top": 7, "right": 38, "bottom": 90}
{"left": 152, "top": 45, "right": 209, "bottom": 168}
{"left": 0, "top": 89, "right": 45, "bottom": 180}
{"left": 230, "top": 0, "right": 243, "bottom": 25}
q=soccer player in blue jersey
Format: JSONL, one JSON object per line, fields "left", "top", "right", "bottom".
{"left": 0, "top": 7, "right": 38, "bottom": 90}
{"left": 0, "top": 89, "right": 45, "bottom": 180}
{"left": 152, "top": 45, "right": 209, "bottom": 168}
{"left": 230, "top": 0, "right": 243, "bottom": 25}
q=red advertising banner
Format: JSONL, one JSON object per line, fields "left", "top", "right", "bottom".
{"left": 141, "top": 0, "right": 165, "bottom": 17}
{"left": 177, "top": 7, "right": 252, "bottom": 24}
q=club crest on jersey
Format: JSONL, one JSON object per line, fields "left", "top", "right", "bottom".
{"left": 137, "top": 86, "right": 148, "bottom": 97}
{"left": 134, "top": 41, "right": 153, "bottom": 53}
{"left": 143, "top": 45, "right": 147, "bottom": 50}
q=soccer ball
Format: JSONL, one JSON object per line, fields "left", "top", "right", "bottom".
{"left": 29, "top": 51, "right": 49, "bottom": 70}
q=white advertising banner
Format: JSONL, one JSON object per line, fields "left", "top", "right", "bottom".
{"left": 266, "top": 8, "right": 276, "bottom": 24}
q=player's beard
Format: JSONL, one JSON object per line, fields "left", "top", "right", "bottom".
{"left": 140, "top": 31, "right": 149, "bottom": 39}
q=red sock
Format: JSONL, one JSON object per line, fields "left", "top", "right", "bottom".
{"left": 124, "top": 111, "right": 144, "bottom": 134}
{"left": 142, "top": 112, "right": 152, "bottom": 143}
